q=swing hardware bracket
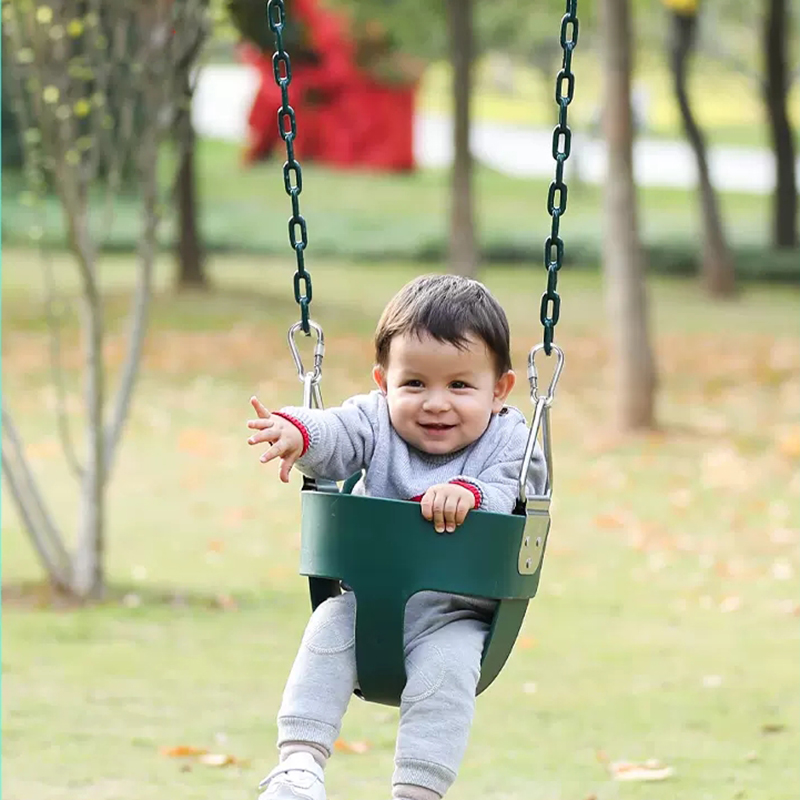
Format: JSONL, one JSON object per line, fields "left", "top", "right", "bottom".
{"left": 518, "top": 500, "right": 550, "bottom": 575}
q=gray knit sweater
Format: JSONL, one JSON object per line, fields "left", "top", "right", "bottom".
{"left": 277, "top": 390, "right": 547, "bottom": 511}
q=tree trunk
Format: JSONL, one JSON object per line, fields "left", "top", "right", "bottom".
{"left": 72, "top": 264, "right": 105, "bottom": 599}
{"left": 175, "top": 89, "right": 208, "bottom": 290}
{"left": 669, "top": 11, "right": 736, "bottom": 297}
{"left": 763, "top": 0, "right": 798, "bottom": 249}
{"left": 600, "top": 0, "right": 656, "bottom": 430}
{"left": 446, "top": 0, "right": 478, "bottom": 277}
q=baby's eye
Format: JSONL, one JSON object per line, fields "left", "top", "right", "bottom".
{"left": 450, "top": 381, "right": 471, "bottom": 390}
{"left": 403, "top": 379, "right": 424, "bottom": 388}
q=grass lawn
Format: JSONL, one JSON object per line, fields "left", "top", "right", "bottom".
{"left": 2, "top": 138, "right": 797, "bottom": 282}
{"left": 2, "top": 249, "right": 799, "bottom": 800}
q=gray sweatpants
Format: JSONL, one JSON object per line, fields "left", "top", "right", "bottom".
{"left": 277, "top": 590, "right": 495, "bottom": 795}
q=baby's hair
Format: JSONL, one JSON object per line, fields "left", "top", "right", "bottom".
{"left": 374, "top": 274, "right": 512, "bottom": 376}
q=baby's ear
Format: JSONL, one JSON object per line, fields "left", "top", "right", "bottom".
{"left": 492, "top": 370, "right": 516, "bottom": 412}
{"left": 372, "top": 365, "right": 388, "bottom": 393}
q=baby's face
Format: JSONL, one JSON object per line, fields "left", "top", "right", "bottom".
{"left": 373, "top": 333, "right": 515, "bottom": 455}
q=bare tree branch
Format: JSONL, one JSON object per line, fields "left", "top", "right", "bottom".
{"left": 1, "top": 453, "right": 72, "bottom": 590}
{"left": 40, "top": 247, "right": 84, "bottom": 480}
{"left": 103, "top": 178, "right": 156, "bottom": 477}
{"left": 1, "top": 405, "right": 72, "bottom": 578}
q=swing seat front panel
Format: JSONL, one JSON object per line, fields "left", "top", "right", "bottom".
{"left": 299, "top": 491, "right": 551, "bottom": 706}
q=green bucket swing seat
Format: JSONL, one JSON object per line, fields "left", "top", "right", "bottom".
{"left": 300, "top": 482, "right": 551, "bottom": 707}
{"left": 290, "top": 338, "right": 563, "bottom": 708}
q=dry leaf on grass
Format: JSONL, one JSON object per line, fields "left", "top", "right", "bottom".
{"left": 610, "top": 759, "right": 674, "bottom": 782}
{"left": 333, "top": 738, "right": 370, "bottom": 754}
{"left": 160, "top": 745, "right": 248, "bottom": 767}
{"left": 199, "top": 753, "right": 249, "bottom": 767}
{"left": 160, "top": 745, "right": 208, "bottom": 758}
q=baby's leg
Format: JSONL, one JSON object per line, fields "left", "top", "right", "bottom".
{"left": 277, "top": 591, "right": 358, "bottom": 765}
{"left": 392, "top": 616, "right": 487, "bottom": 798}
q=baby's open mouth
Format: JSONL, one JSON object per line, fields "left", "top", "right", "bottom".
{"left": 419, "top": 423, "right": 455, "bottom": 430}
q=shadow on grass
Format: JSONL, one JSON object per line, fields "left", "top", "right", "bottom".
{"left": 1, "top": 580, "right": 269, "bottom": 613}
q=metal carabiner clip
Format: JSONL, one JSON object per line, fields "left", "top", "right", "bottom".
{"left": 527, "top": 343, "right": 565, "bottom": 406}
{"left": 517, "top": 343, "right": 565, "bottom": 505}
{"left": 288, "top": 320, "right": 325, "bottom": 409}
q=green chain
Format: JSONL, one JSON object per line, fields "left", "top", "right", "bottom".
{"left": 267, "top": 0, "right": 312, "bottom": 334}
{"left": 541, "top": 0, "right": 579, "bottom": 355}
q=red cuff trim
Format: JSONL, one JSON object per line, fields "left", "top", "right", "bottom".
{"left": 272, "top": 412, "right": 310, "bottom": 456}
{"left": 408, "top": 494, "right": 424, "bottom": 502}
{"left": 449, "top": 480, "right": 482, "bottom": 509}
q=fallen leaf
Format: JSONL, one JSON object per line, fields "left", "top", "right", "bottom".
{"left": 207, "top": 539, "right": 225, "bottom": 553}
{"left": 198, "top": 753, "right": 248, "bottom": 767}
{"left": 702, "top": 674, "right": 723, "bottom": 688}
{"left": 517, "top": 636, "right": 537, "bottom": 650}
{"left": 592, "top": 513, "right": 625, "bottom": 530}
{"left": 333, "top": 739, "right": 370, "bottom": 754}
{"left": 522, "top": 682, "right": 537, "bottom": 695}
{"left": 610, "top": 759, "right": 674, "bottom": 782}
{"left": 160, "top": 745, "right": 209, "bottom": 758}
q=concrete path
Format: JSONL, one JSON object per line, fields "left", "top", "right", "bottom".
{"left": 193, "top": 64, "right": 795, "bottom": 195}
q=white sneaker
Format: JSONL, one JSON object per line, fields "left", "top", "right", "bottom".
{"left": 258, "top": 752, "right": 326, "bottom": 800}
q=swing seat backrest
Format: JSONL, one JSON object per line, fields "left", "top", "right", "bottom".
{"left": 299, "top": 487, "right": 551, "bottom": 707}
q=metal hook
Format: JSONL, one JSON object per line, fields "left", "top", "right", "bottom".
{"left": 527, "top": 343, "right": 565, "bottom": 407}
{"left": 288, "top": 320, "right": 325, "bottom": 384}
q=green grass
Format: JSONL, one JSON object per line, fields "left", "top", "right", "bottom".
{"left": 2, "top": 251, "right": 799, "bottom": 800}
{"left": 2, "top": 139, "right": 797, "bottom": 281}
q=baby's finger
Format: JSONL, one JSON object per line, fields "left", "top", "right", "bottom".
{"left": 443, "top": 493, "right": 460, "bottom": 533}
{"left": 250, "top": 396, "right": 271, "bottom": 419}
{"left": 260, "top": 438, "right": 286, "bottom": 464}
{"left": 279, "top": 454, "right": 298, "bottom": 483}
{"left": 420, "top": 490, "right": 434, "bottom": 521}
{"left": 247, "top": 418, "right": 274, "bottom": 431}
{"left": 455, "top": 497, "right": 471, "bottom": 527}
{"left": 248, "top": 427, "right": 280, "bottom": 446}
{"left": 432, "top": 491, "right": 446, "bottom": 533}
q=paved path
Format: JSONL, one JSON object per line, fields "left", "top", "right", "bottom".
{"left": 194, "top": 64, "right": 794, "bottom": 195}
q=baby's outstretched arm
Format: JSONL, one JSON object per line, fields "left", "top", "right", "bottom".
{"left": 247, "top": 392, "right": 380, "bottom": 483}
{"left": 247, "top": 397, "right": 305, "bottom": 483}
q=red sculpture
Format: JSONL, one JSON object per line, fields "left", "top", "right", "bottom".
{"left": 240, "top": 0, "right": 419, "bottom": 172}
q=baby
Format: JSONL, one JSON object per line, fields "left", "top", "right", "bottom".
{"left": 247, "top": 274, "right": 546, "bottom": 800}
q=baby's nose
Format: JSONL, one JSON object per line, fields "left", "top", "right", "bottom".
{"left": 423, "top": 391, "right": 451, "bottom": 411}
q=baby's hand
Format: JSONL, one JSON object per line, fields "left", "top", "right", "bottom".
{"left": 246, "top": 396, "right": 304, "bottom": 483}
{"left": 420, "top": 483, "right": 477, "bottom": 534}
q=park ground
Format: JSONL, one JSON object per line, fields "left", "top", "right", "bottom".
{"left": 2, "top": 242, "right": 799, "bottom": 799}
